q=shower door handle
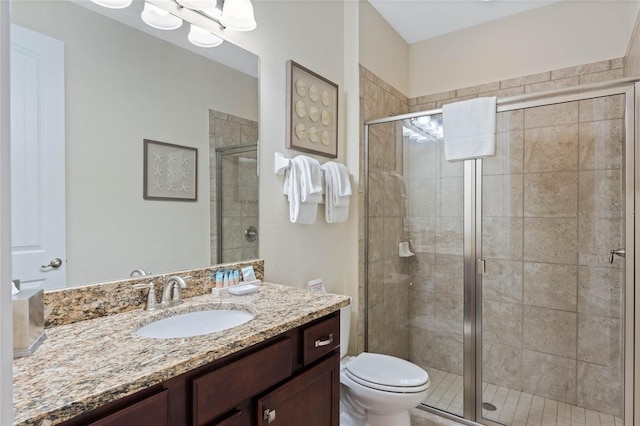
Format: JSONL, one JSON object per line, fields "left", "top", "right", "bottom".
{"left": 609, "top": 248, "right": 625, "bottom": 263}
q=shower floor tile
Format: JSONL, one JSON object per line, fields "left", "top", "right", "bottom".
{"left": 421, "top": 368, "right": 623, "bottom": 426}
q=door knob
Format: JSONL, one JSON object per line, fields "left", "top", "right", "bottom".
{"left": 41, "top": 258, "right": 63, "bottom": 269}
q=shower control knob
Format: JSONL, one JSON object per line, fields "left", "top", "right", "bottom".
{"left": 609, "top": 248, "right": 625, "bottom": 263}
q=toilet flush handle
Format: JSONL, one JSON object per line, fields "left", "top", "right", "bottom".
{"left": 609, "top": 248, "right": 625, "bottom": 264}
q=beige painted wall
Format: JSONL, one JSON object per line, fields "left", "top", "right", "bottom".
{"left": 220, "top": 1, "right": 359, "bottom": 301}
{"left": 11, "top": 0, "right": 259, "bottom": 285}
{"left": 359, "top": 0, "right": 410, "bottom": 97}
{"left": 410, "top": 1, "right": 639, "bottom": 97}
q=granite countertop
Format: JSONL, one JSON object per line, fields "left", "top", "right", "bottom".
{"left": 13, "top": 283, "right": 350, "bottom": 425}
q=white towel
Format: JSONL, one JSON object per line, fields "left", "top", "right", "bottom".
{"left": 320, "top": 162, "right": 351, "bottom": 223}
{"left": 298, "top": 156, "right": 323, "bottom": 203}
{"left": 283, "top": 156, "right": 321, "bottom": 224}
{"left": 443, "top": 97, "right": 496, "bottom": 162}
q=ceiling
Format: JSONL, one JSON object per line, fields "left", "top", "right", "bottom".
{"left": 368, "top": 0, "right": 561, "bottom": 44}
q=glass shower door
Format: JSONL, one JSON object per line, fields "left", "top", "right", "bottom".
{"left": 366, "top": 114, "right": 467, "bottom": 418}
{"left": 479, "top": 94, "right": 627, "bottom": 425}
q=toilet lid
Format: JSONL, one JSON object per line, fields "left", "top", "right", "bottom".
{"left": 345, "top": 353, "right": 429, "bottom": 389}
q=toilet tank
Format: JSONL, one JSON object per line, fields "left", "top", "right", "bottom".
{"left": 340, "top": 299, "right": 351, "bottom": 358}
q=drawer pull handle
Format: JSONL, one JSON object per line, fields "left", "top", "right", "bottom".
{"left": 264, "top": 408, "right": 276, "bottom": 424}
{"left": 315, "top": 333, "right": 334, "bottom": 347}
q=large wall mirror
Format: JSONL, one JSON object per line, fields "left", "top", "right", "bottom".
{"left": 10, "top": 0, "right": 259, "bottom": 289}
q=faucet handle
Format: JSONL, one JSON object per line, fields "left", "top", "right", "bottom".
{"left": 133, "top": 282, "right": 159, "bottom": 311}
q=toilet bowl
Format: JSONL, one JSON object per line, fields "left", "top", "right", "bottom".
{"left": 339, "top": 301, "right": 429, "bottom": 426}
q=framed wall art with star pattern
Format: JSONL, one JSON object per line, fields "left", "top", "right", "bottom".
{"left": 143, "top": 139, "right": 198, "bottom": 201}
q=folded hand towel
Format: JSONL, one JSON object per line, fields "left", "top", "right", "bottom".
{"left": 298, "top": 156, "right": 323, "bottom": 203}
{"left": 443, "top": 96, "right": 496, "bottom": 162}
{"left": 320, "top": 161, "right": 350, "bottom": 223}
{"left": 283, "top": 157, "right": 319, "bottom": 224}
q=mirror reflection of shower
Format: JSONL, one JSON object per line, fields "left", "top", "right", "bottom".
{"left": 402, "top": 115, "right": 444, "bottom": 143}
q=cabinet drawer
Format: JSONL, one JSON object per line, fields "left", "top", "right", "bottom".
{"left": 192, "top": 338, "right": 292, "bottom": 426}
{"left": 88, "top": 389, "right": 169, "bottom": 426}
{"left": 302, "top": 313, "right": 340, "bottom": 365}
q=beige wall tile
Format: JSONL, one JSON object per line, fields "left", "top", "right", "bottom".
{"left": 525, "top": 102, "right": 579, "bottom": 129}
{"left": 433, "top": 293, "right": 464, "bottom": 336}
{"left": 610, "top": 58, "right": 623, "bottom": 70}
{"left": 524, "top": 218, "right": 577, "bottom": 264}
{"left": 479, "top": 86, "right": 525, "bottom": 98}
{"left": 456, "top": 81, "right": 501, "bottom": 97}
{"left": 577, "top": 266, "right": 623, "bottom": 318}
{"left": 383, "top": 216, "right": 404, "bottom": 259}
{"left": 367, "top": 302, "right": 386, "bottom": 353}
{"left": 577, "top": 314, "right": 621, "bottom": 367}
{"left": 482, "top": 259, "right": 523, "bottom": 304}
{"left": 410, "top": 326, "right": 463, "bottom": 375}
{"left": 408, "top": 177, "right": 436, "bottom": 218}
{"left": 434, "top": 255, "right": 464, "bottom": 296}
{"left": 576, "top": 362, "right": 623, "bottom": 417}
{"left": 368, "top": 216, "right": 384, "bottom": 261}
{"left": 436, "top": 217, "right": 464, "bottom": 256}
{"left": 483, "top": 217, "right": 524, "bottom": 260}
{"left": 579, "top": 119, "right": 624, "bottom": 170}
{"left": 551, "top": 60, "right": 610, "bottom": 80}
{"left": 578, "top": 169, "right": 623, "bottom": 219}
{"left": 438, "top": 177, "right": 464, "bottom": 217}
{"left": 500, "top": 72, "right": 551, "bottom": 89}
{"left": 579, "top": 94, "right": 625, "bottom": 122}
{"left": 409, "top": 253, "right": 436, "bottom": 293}
{"left": 522, "top": 350, "right": 577, "bottom": 404}
{"left": 523, "top": 262, "right": 577, "bottom": 311}
{"left": 414, "top": 90, "right": 457, "bottom": 105}
{"left": 367, "top": 259, "right": 385, "bottom": 306}
{"left": 524, "top": 171, "right": 577, "bottom": 218}
{"left": 523, "top": 306, "right": 576, "bottom": 358}
{"left": 524, "top": 124, "right": 579, "bottom": 172}
{"left": 578, "top": 218, "right": 623, "bottom": 268}
{"left": 483, "top": 342, "right": 522, "bottom": 390}
{"left": 411, "top": 102, "right": 437, "bottom": 113}
{"left": 524, "top": 76, "right": 580, "bottom": 94}
{"left": 483, "top": 173, "right": 524, "bottom": 218}
{"left": 483, "top": 131, "right": 524, "bottom": 175}
{"left": 409, "top": 288, "right": 436, "bottom": 330}
{"left": 579, "top": 69, "right": 624, "bottom": 85}
{"left": 483, "top": 300, "right": 522, "bottom": 346}
{"left": 436, "top": 94, "right": 477, "bottom": 108}
{"left": 406, "top": 138, "right": 438, "bottom": 178}
{"left": 497, "top": 110, "right": 525, "bottom": 132}
{"left": 407, "top": 216, "right": 436, "bottom": 255}
{"left": 368, "top": 171, "right": 385, "bottom": 217}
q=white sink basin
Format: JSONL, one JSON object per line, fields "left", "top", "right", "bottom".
{"left": 136, "top": 309, "right": 255, "bottom": 339}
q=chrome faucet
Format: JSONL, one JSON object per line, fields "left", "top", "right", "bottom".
{"left": 130, "top": 268, "right": 150, "bottom": 277}
{"left": 132, "top": 282, "right": 160, "bottom": 311}
{"left": 161, "top": 276, "right": 190, "bottom": 307}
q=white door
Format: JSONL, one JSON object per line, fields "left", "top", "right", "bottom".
{"left": 10, "top": 24, "right": 66, "bottom": 290}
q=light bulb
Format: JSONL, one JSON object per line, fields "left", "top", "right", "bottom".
{"left": 141, "top": 2, "right": 183, "bottom": 30}
{"left": 220, "top": 0, "right": 257, "bottom": 31}
{"left": 90, "top": 0, "right": 132, "bottom": 8}
{"left": 188, "top": 24, "right": 224, "bottom": 48}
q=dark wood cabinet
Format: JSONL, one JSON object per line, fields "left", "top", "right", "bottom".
{"left": 257, "top": 352, "right": 340, "bottom": 426}
{"left": 60, "top": 311, "right": 340, "bottom": 426}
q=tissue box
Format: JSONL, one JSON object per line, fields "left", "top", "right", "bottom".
{"left": 13, "top": 288, "right": 46, "bottom": 358}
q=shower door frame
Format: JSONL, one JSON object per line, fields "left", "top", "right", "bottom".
{"left": 364, "top": 78, "right": 639, "bottom": 426}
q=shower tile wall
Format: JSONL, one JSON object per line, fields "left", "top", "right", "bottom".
{"left": 209, "top": 110, "right": 259, "bottom": 263}
{"left": 360, "top": 65, "right": 410, "bottom": 358}
{"left": 478, "top": 96, "right": 625, "bottom": 417}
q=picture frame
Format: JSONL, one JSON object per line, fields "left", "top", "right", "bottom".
{"left": 286, "top": 60, "right": 339, "bottom": 158}
{"left": 143, "top": 139, "right": 198, "bottom": 201}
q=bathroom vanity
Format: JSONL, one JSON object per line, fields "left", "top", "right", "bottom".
{"left": 13, "top": 282, "right": 349, "bottom": 425}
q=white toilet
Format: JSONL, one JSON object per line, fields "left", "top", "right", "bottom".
{"left": 339, "top": 301, "right": 430, "bottom": 426}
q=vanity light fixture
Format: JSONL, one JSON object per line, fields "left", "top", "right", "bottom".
{"left": 90, "top": 0, "right": 257, "bottom": 48}
{"left": 188, "top": 24, "right": 224, "bottom": 47}
{"left": 220, "top": 0, "right": 257, "bottom": 31}
{"left": 89, "top": 0, "right": 133, "bottom": 9}
{"left": 141, "top": 2, "right": 183, "bottom": 30}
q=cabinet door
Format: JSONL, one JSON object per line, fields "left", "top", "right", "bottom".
{"left": 88, "top": 389, "right": 169, "bottom": 426}
{"left": 257, "top": 352, "right": 339, "bottom": 426}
